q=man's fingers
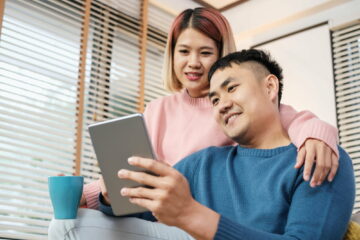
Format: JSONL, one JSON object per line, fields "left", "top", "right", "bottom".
{"left": 128, "top": 197, "right": 156, "bottom": 212}
{"left": 118, "top": 169, "right": 164, "bottom": 188}
{"left": 327, "top": 152, "right": 339, "bottom": 182}
{"left": 121, "top": 186, "right": 159, "bottom": 200}
{"left": 128, "top": 157, "right": 172, "bottom": 176}
{"left": 295, "top": 148, "right": 306, "bottom": 168}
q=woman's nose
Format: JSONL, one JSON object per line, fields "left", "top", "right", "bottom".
{"left": 188, "top": 53, "right": 201, "bottom": 68}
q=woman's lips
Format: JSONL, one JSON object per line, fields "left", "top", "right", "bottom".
{"left": 186, "top": 73, "right": 202, "bottom": 81}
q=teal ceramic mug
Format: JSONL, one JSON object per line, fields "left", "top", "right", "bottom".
{"left": 48, "top": 176, "right": 84, "bottom": 219}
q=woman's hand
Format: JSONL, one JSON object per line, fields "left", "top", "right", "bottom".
{"left": 295, "top": 139, "right": 338, "bottom": 187}
{"left": 99, "top": 175, "right": 111, "bottom": 205}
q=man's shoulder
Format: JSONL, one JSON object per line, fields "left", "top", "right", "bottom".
{"left": 175, "top": 145, "right": 235, "bottom": 169}
{"left": 189, "top": 145, "right": 235, "bottom": 159}
{"left": 337, "top": 145, "right": 354, "bottom": 170}
{"left": 338, "top": 145, "right": 350, "bottom": 158}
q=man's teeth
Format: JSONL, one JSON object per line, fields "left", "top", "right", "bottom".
{"left": 227, "top": 114, "right": 238, "bottom": 124}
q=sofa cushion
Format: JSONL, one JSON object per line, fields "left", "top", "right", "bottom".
{"left": 343, "top": 221, "right": 360, "bottom": 240}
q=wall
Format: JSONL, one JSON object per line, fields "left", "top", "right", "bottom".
{"left": 227, "top": 0, "right": 360, "bottom": 49}
{"left": 224, "top": 0, "right": 359, "bottom": 126}
{"left": 256, "top": 24, "right": 337, "bottom": 126}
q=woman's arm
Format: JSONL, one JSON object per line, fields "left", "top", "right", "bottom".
{"left": 280, "top": 104, "right": 339, "bottom": 186}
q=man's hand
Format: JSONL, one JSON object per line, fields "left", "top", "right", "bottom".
{"left": 118, "top": 157, "right": 220, "bottom": 240}
{"left": 295, "top": 139, "right": 338, "bottom": 187}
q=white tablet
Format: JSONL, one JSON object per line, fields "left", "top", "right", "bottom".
{"left": 88, "top": 113, "right": 156, "bottom": 216}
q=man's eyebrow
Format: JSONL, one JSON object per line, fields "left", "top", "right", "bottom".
{"left": 220, "top": 77, "right": 235, "bottom": 89}
{"left": 208, "top": 77, "right": 235, "bottom": 99}
{"left": 208, "top": 91, "right": 217, "bottom": 99}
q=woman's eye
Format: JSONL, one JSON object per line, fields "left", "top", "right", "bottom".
{"left": 201, "top": 51, "right": 212, "bottom": 55}
{"left": 211, "top": 98, "right": 219, "bottom": 106}
{"left": 179, "top": 49, "right": 188, "bottom": 54}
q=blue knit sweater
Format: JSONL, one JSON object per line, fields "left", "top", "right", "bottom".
{"left": 176, "top": 144, "right": 355, "bottom": 240}
{"left": 100, "top": 144, "right": 355, "bottom": 239}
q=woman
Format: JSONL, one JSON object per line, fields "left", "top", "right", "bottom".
{"left": 82, "top": 7, "right": 339, "bottom": 209}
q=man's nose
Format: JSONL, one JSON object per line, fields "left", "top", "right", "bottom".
{"left": 219, "top": 97, "right": 233, "bottom": 114}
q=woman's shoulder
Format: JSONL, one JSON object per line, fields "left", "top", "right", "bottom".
{"left": 145, "top": 91, "right": 183, "bottom": 109}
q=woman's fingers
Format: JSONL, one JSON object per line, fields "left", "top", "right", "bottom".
{"left": 295, "top": 147, "right": 306, "bottom": 169}
{"left": 327, "top": 152, "right": 339, "bottom": 182}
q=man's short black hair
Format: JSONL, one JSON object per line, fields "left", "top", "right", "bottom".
{"left": 208, "top": 49, "right": 284, "bottom": 104}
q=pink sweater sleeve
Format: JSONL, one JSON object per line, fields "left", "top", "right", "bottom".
{"left": 280, "top": 104, "right": 339, "bottom": 157}
{"left": 83, "top": 179, "right": 101, "bottom": 209}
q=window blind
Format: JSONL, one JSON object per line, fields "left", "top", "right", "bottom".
{"left": 144, "top": 3, "right": 174, "bottom": 104}
{"left": 0, "top": 0, "right": 170, "bottom": 239}
{"left": 331, "top": 21, "right": 360, "bottom": 212}
{"left": 79, "top": 0, "right": 143, "bottom": 182}
{"left": 0, "top": 0, "right": 84, "bottom": 238}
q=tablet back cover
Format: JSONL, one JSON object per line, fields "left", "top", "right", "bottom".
{"left": 88, "top": 113, "right": 155, "bottom": 216}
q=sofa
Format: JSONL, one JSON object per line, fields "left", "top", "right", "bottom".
{"left": 343, "top": 212, "right": 360, "bottom": 240}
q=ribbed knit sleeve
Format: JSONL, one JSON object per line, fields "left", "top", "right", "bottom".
{"left": 83, "top": 180, "right": 101, "bottom": 209}
{"left": 215, "top": 215, "right": 243, "bottom": 239}
{"left": 214, "top": 216, "right": 286, "bottom": 240}
{"left": 280, "top": 104, "right": 339, "bottom": 157}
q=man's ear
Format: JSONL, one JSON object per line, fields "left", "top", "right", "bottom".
{"left": 265, "top": 74, "right": 279, "bottom": 103}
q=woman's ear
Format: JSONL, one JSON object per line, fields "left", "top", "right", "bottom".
{"left": 265, "top": 74, "right": 279, "bottom": 103}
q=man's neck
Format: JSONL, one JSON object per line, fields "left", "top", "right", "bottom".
{"left": 236, "top": 115, "right": 291, "bottom": 149}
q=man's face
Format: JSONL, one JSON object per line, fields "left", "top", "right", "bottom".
{"left": 209, "top": 63, "right": 273, "bottom": 142}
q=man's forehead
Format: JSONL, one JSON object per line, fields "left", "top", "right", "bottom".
{"left": 210, "top": 65, "right": 242, "bottom": 89}
{"left": 210, "top": 62, "right": 267, "bottom": 86}
{"left": 209, "top": 69, "right": 231, "bottom": 90}
{"left": 209, "top": 69, "right": 236, "bottom": 98}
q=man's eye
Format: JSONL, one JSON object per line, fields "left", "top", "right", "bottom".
{"left": 228, "top": 85, "right": 238, "bottom": 92}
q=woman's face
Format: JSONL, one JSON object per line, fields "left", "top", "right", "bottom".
{"left": 173, "top": 28, "right": 219, "bottom": 98}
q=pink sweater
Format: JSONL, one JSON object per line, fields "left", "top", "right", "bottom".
{"left": 83, "top": 89, "right": 339, "bottom": 209}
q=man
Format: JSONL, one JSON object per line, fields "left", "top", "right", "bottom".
{"left": 50, "top": 49, "right": 355, "bottom": 239}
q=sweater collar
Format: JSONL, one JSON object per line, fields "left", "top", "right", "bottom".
{"left": 180, "top": 89, "right": 212, "bottom": 108}
{"left": 235, "top": 144, "right": 296, "bottom": 157}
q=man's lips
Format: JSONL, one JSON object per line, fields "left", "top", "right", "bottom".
{"left": 224, "top": 113, "right": 242, "bottom": 125}
{"left": 185, "top": 72, "right": 202, "bottom": 81}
